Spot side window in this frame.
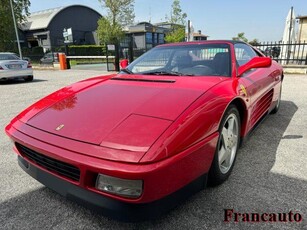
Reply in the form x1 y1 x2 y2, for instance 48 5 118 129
235 43 258 66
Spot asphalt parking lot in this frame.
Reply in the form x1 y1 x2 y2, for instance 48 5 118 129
0 70 306 230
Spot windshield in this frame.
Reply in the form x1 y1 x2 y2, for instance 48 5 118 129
126 43 231 77
0 53 20 60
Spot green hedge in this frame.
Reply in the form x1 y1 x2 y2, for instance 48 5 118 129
22 46 44 55
68 45 106 56
21 47 44 63
54 46 66 52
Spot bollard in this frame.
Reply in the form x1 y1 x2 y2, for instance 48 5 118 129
59 53 67 70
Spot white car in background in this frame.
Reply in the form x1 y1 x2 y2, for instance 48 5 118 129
0 52 33 82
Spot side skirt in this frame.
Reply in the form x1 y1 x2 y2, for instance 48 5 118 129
240 111 270 145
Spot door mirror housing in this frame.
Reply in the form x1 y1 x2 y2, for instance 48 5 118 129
237 57 272 77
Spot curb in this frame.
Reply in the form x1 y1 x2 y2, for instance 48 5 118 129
32 65 56 70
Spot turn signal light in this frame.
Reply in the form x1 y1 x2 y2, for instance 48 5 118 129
96 174 143 198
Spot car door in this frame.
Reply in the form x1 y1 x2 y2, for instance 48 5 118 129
235 43 276 129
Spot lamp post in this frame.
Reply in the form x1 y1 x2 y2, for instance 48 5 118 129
10 0 22 59
287 6 294 64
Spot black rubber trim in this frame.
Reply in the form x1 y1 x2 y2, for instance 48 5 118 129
111 77 176 83
16 143 80 182
18 155 207 222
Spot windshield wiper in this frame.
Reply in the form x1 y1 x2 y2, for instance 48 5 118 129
142 70 186 76
120 68 134 74
142 70 195 76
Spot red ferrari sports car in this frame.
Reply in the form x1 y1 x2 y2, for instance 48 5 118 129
5 40 283 221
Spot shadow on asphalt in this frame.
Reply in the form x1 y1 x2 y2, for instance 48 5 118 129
1 100 306 229
0 79 47 85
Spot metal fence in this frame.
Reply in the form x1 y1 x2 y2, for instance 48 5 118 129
254 41 307 65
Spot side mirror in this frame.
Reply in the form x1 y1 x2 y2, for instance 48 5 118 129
237 57 272 77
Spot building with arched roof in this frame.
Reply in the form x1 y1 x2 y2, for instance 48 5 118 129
19 5 102 52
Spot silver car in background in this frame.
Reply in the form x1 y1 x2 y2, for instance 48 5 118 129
0 52 33 82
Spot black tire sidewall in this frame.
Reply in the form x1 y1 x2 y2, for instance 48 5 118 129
208 104 241 186
24 76 33 82
271 83 282 114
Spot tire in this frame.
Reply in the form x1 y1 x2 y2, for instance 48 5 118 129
24 76 33 82
208 105 241 186
270 84 282 114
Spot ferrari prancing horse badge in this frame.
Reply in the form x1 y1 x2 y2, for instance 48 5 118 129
55 124 65 131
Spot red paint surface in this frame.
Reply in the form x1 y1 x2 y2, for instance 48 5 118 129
5 41 283 203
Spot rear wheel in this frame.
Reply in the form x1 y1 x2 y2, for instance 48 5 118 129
208 105 240 186
270 84 282 114
24 75 33 82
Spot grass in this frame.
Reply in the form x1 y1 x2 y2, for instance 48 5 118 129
68 58 115 66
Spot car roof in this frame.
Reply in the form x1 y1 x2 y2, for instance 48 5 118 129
156 40 247 48
0 52 16 54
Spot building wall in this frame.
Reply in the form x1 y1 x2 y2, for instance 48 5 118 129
48 6 101 47
298 18 307 42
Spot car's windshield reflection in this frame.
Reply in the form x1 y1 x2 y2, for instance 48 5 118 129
125 44 231 77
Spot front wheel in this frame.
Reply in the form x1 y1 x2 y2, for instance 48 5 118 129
208 105 241 186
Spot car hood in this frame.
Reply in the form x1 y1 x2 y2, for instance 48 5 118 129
26 75 224 157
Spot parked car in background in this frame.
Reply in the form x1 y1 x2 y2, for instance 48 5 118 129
40 52 60 64
264 46 281 58
0 52 33 82
5 41 283 221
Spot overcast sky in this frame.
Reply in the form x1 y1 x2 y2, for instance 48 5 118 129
29 0 307 42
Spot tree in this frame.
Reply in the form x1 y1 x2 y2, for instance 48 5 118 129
164 28 185 43
232 33 261 46
169 0 187 25
97 17 123 45
165 0 187 43
249 39 261 46
0 0 31 51
97 0 135 45
232 32 248 43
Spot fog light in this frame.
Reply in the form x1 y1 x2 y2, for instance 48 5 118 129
96 174 143 198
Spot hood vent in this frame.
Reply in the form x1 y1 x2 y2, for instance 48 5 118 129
111 77 176 83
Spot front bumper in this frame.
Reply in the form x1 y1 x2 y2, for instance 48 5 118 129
6 121 218 221
18 155 207 221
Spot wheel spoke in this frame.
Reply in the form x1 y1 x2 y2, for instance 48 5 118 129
218 145 228 165
221 127 228 146
228 117 235 134
225 150 232 167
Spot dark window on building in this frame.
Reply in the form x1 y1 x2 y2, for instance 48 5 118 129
120 35 131 48
146 32 153 44
158 34 165 44
153 33 158 44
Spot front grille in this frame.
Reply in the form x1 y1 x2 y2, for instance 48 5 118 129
16 143 80 182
